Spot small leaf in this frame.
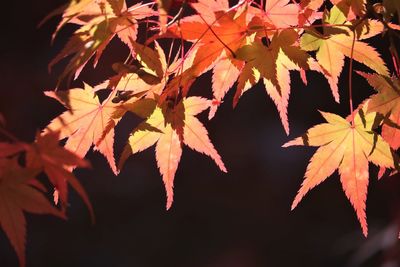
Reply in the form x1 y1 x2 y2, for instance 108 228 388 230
44 84 122 175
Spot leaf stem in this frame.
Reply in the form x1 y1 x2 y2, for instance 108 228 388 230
348 30 356 127
348 16 368 127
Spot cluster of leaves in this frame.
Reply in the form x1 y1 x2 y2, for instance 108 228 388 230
0 130 93 266
1 0 400 266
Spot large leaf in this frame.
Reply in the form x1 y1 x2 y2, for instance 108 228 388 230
283 110 398 236
119 97 226 209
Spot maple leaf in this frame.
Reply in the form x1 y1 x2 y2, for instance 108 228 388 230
300 5 389 102
189 0 243 118
0 158 65 267
119 97 226 209
49 1 155 82
153 2 249 106
25 132 94 220
248 0 299 29
283 109 398 236
235 29 311 134
359 72 400 150
44 83 122 175
163 8 248 80
152 6 249 104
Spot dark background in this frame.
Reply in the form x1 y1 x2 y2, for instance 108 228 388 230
1 1 400 267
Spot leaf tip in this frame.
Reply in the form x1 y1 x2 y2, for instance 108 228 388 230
282 142 290 148
355 70 368 78
291 199 300 211
282 139 298 147
284 124 290 136
166 198 173 210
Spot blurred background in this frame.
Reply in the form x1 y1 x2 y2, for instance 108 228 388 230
0 1 400 266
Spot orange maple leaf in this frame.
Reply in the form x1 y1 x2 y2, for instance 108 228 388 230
190 0 243 118
163 7 248 82
283 109 398 236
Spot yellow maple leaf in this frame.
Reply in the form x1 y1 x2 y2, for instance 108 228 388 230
119 97 226 209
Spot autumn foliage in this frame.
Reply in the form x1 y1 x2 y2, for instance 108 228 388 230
1 0 400 266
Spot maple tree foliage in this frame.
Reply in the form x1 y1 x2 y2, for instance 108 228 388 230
0 132 90 266
1 0 400 266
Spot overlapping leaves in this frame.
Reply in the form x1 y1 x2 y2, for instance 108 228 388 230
43 0 400 235
49 0 155 83
3 1 400 266
0 132 91 267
